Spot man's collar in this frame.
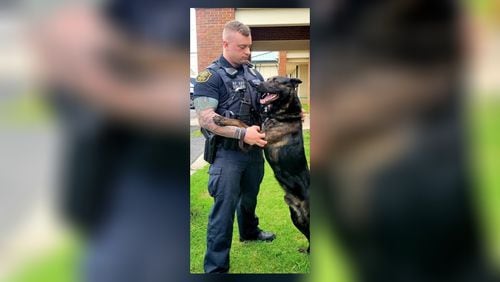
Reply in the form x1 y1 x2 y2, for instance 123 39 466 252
219 55 242 69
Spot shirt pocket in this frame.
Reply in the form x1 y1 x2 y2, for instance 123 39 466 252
207 166 222 197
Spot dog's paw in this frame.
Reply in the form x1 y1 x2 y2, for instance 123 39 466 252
213 116 225 126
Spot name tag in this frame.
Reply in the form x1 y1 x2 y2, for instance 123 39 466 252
232 80 246 91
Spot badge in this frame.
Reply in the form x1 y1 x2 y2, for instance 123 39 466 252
196 70 212 83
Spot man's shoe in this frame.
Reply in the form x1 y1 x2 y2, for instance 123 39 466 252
240 230 276 242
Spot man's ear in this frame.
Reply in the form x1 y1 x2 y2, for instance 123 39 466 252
290 78 302 87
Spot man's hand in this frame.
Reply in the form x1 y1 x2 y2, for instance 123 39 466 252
244 126 267 147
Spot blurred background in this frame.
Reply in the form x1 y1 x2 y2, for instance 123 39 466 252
0 0 498 281
311 1 500 281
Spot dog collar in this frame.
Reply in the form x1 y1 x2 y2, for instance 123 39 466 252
263 104 272 113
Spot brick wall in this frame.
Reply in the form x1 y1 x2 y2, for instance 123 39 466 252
196 8 235 72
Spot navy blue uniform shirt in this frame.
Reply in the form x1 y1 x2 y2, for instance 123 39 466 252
193 55 264 105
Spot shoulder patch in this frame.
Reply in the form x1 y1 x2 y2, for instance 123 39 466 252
196 70 212 83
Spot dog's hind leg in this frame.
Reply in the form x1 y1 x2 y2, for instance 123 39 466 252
285 193 310 253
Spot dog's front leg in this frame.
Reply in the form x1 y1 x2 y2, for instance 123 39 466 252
212 116 251 151
213 116 249 128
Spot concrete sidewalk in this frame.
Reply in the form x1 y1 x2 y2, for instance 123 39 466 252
0 127 66 280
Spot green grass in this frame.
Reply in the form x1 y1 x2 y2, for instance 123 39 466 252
313 224 356 282
468 97 500 268
301 103 310 113
0 92 54 129
190 130 311 273
466 0 500 22
191 129 203 138
3 235 82 282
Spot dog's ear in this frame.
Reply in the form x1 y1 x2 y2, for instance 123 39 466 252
290 78 302 87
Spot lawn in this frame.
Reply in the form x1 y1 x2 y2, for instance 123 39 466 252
3 235 82 282
0 92 53 129
468 97 500 267
302 102 310 113
190 130 311 273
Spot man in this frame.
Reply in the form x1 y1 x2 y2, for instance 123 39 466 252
193 20 275 273
37 2 188 281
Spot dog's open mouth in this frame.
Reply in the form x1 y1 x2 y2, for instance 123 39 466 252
260 93 279 105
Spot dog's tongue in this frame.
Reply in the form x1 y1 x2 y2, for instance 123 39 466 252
260 93 278 105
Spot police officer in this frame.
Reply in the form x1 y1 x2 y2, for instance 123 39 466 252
193 20 275 273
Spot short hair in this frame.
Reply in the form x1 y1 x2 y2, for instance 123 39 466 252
222 20 251 40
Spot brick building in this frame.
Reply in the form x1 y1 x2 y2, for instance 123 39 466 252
194 8 310 105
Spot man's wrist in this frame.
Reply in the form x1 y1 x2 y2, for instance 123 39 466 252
236 128 246 141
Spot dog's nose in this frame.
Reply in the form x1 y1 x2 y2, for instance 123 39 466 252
249 80 261 87
256 83 266 92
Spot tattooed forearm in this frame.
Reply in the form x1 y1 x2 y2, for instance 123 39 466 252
194 97 240 139
199 109 242 139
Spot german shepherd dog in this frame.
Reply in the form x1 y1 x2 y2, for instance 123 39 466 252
213 76 310 253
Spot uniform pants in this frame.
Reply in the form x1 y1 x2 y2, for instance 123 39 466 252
203 147 264 273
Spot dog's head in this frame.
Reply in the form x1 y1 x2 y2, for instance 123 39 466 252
257 76 302 106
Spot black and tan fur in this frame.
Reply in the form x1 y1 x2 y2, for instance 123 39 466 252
213 76 310 252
